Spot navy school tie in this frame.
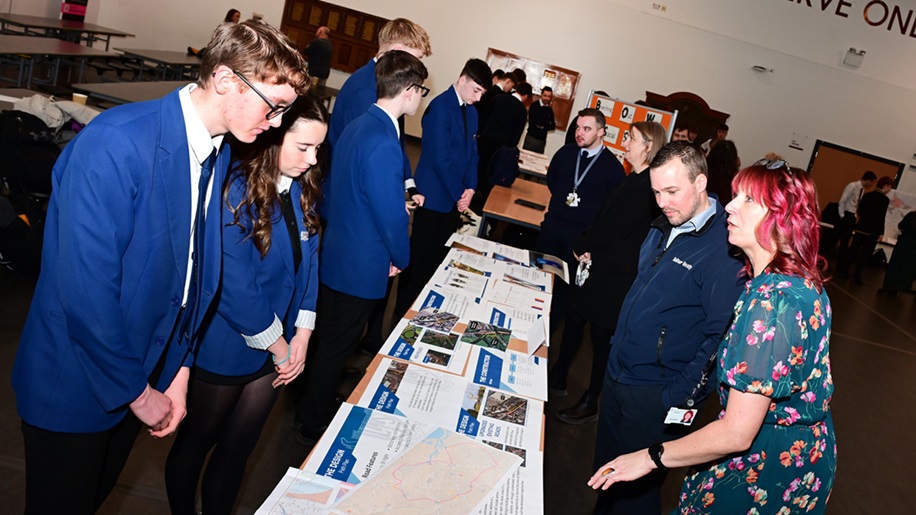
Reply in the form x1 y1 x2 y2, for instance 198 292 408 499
180 149 217 345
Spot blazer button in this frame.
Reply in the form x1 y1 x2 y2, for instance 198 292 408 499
170 297 179 307
155 337 165 346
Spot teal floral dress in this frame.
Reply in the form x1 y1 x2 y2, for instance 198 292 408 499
677 271 837 514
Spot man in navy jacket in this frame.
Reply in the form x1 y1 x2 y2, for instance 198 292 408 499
295 51 428 442
394 58 491 317
12 21 307 513
593 142 744 514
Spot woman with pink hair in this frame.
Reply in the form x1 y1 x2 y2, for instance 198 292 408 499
589 159 837 514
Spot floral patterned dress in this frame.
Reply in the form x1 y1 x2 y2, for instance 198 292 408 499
677 271 837 514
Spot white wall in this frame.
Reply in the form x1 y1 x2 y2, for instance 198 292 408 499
15 0 916 194
4 0 59 17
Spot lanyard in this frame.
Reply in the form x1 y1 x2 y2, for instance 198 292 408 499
574 148 601 193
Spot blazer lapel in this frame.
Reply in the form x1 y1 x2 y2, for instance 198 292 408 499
157 92 192 281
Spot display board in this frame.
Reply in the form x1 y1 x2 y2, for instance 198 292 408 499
586 91 677 173
486 48 580 132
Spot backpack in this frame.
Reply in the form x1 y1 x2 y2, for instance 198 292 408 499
0 110 60 197
489 145 520 187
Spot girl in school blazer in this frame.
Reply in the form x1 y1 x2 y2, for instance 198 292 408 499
164 94 328 515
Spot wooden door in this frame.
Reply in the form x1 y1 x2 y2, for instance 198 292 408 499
807 141 903 212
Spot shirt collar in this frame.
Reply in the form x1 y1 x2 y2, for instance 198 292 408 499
680 196 717 233
374 103 400 138
452 85 465 107
277 175 293 194
179 83 224 164
580 144 603 159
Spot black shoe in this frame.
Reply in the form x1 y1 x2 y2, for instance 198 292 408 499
556 394 599 424
296 425 328 446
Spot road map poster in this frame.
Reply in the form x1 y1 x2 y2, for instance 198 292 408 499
334 427 522 515
356 358 546 515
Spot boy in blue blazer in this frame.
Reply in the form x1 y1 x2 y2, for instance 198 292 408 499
295 50 428 442
394 58 491 317
11 21 309 514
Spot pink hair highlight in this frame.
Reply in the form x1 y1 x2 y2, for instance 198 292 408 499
731 165 827 290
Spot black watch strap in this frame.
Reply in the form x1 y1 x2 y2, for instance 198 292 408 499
648 442 667 470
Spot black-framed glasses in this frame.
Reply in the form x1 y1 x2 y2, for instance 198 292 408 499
754 158 793 176
411 83 430 97
233 70 291 120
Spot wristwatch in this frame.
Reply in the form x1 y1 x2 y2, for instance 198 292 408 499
648 442 667 470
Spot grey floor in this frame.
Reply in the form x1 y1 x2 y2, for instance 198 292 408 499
2 138 914 513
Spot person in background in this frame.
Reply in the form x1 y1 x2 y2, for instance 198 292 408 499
839 175 893 284
835 170 876 267
699 123 728 155
302 26 333 88
535 108 625 338
224 9 241 23
670 123 689 142
294 51 428 444
590 160 837 515
164 94 326 515
12 20 307 514
394 58 491 318
565 90 608 146
704 139 739 203
323 17 431 354
549 121 665 425
880 209 916 297
591 141 744 514
522 86 556 153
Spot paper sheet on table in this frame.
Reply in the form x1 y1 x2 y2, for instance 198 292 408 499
378 318 472 375
465 345 549 402
301 404 435 486
411 284 485 324
446 233 531 265
355 359 546 515
486 280 551 313
333 427 522 515
429 259 493 300
255 467 349 514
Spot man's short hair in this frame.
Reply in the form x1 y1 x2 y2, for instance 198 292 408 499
376 50 428 99
718 124 729 131
861 171 877 181
199 20 309 94
515 81 533 97
492 69 505 80
461 58 492 89
577 108 606 131
541 86 553 94
651 141 708 182
510 68 527 84
378 18 432 57
877 176 894 189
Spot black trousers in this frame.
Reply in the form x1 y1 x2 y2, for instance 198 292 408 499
295 283 377 431
836 211 856 265
551 307 614 399
843 232 880 280
394 206 460 319
593 377 688 514
21 415 143 514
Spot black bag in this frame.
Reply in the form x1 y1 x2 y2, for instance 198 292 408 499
0 110 60 197
489 145 520 187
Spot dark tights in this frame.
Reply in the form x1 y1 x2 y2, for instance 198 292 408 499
165 372 279 515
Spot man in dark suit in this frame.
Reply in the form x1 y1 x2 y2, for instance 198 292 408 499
523 86 556 153
840 175 893 284
295 51 428 443
536 108 625 335
476 81 533 202
11 21 307 514
394 58 491 318
476 72 515 128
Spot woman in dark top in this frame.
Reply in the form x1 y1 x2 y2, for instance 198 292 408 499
165 95 327 515
550 121 666 424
